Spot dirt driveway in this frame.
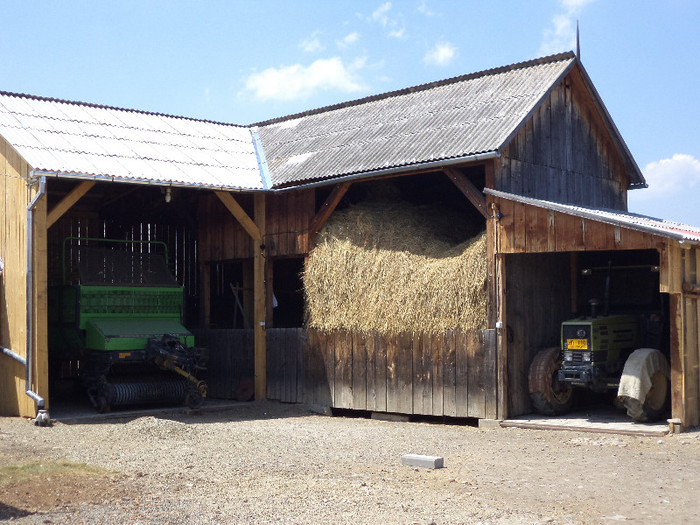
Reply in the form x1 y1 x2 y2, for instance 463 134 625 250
1 401 699 524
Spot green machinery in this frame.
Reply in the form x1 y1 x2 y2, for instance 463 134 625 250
528 264 670 422
50 238 207 412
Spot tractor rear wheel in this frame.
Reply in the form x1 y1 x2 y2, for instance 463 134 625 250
528 347 574 416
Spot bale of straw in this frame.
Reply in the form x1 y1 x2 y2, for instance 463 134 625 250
303 194 487 335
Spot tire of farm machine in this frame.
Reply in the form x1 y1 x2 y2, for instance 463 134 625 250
528 347 574 416
618 348 670 422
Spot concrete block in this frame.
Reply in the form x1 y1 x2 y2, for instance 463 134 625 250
401 454 444 469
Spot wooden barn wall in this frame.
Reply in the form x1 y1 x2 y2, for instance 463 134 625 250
265 190 314 257
493 199 660 254
302 329 497 418
496 71 628 210
0 138 48 417
199 327 498 419
505 253 572 417
193 329 254 399
663 244 700 428
198 190 314 262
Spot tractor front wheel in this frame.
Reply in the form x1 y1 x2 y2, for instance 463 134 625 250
528 347 574 416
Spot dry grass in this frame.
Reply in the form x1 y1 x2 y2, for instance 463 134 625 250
304 190 487 335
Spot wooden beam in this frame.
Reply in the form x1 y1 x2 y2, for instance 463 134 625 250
309 182 351 237
444 168 489 219
214 191 261 241
46 181 95 228
253 193 267 400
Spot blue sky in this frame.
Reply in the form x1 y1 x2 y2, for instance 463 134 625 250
1 0 698 225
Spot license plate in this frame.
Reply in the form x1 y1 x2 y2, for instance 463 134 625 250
567 339 588 350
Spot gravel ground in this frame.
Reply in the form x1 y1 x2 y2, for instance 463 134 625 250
1 400 700 524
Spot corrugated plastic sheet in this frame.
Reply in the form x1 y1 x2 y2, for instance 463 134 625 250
0 93 263 190
485 189 700 244
257 54 576 187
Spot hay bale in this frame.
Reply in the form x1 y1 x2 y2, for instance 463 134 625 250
304 193 487 335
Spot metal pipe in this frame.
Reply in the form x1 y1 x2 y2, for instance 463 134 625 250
25 174 47 415
2 345 27 366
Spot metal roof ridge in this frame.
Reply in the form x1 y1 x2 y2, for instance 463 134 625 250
251 51 577 128
0 89 247 129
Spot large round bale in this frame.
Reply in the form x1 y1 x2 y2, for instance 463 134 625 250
303 192 487 335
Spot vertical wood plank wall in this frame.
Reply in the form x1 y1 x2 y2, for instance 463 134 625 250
199 327 497 419
505 253 572 416
265 328 496 418
496 74 629 210
0 138 48 417
675 247 700 427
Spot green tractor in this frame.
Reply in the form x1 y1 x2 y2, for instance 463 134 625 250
528 263 670 422
50 238 208 412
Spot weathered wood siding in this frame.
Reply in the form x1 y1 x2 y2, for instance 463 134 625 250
199 327 498 419
193 329 254 399
496 70 629 210
199 190 314 262
505 253 572 416
493 198 661 254
662 244 700 428
304 329 497 418
0 137 48 417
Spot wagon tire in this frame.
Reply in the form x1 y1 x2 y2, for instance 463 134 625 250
528 347 574 416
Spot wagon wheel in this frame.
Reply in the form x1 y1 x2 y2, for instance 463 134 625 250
528 347 574 416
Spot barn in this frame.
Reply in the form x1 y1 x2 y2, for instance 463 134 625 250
1 52 698 429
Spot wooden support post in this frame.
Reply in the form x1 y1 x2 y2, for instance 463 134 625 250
46 181 95 228
444 167 489 219
254 193 267 400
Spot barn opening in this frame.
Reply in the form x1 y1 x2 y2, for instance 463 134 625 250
46 182 203 412
506 248 670 420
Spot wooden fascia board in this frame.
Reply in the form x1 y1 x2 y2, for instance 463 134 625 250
444 168 489 219
214 191 261 241
309 182 351 236
46 180 96 228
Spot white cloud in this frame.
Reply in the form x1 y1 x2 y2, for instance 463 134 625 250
300 34 324 53
388 27 405 39
337 32 359 48
628 154 700 225
372 2 392 26
423 42 457 66
243 57 366 101
636 154 700 200
368 2 405 39
417 0 434 17
540 0 595 55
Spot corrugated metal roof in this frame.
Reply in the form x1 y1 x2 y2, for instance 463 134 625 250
485 189 700 245
0 92 263 190
257 53 578 188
